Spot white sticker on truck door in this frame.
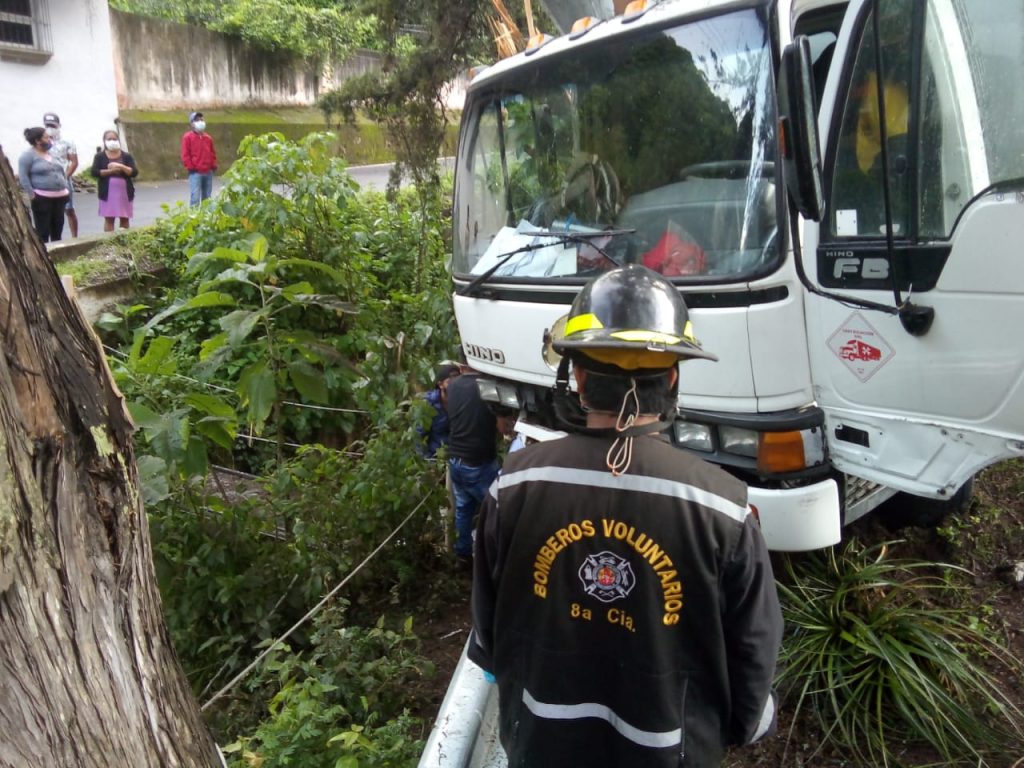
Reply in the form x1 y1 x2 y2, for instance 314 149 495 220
827 311 894 382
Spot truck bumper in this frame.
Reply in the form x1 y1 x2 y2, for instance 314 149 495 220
752 478 841 552
513 420 843 552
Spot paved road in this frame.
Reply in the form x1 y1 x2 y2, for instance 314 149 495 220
73 162 396 238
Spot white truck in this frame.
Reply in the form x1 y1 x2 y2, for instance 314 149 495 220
423 0 1024 762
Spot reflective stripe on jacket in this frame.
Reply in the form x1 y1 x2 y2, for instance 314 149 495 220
470 433 782 767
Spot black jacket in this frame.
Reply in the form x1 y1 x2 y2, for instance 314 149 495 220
470 433 782 767
90 151 139 201
446 373 498 464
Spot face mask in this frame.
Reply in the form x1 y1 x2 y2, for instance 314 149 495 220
105 139 121 151
193 120 206 132
40 141 52 151
46 128 60 140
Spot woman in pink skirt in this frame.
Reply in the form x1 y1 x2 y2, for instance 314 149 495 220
90 130 139 231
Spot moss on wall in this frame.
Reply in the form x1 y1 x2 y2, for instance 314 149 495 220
118 108 459 181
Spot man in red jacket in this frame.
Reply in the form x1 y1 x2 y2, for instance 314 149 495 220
181 111 217 206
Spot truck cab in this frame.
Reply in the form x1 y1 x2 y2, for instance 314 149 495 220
450 0 1024 552
427 0 1024 764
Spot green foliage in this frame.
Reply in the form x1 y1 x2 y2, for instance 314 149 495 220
267 413 450 590
319 0 490 195
109 0 221 25
318 0 488 332
114 127 456 702
221 607 431 767
150 235 358 454
215 0 377 59
777 539 1024 766
149 489 328 698
110 0 380 58
102 129 458 762
149 406 448 716
106 132 456 484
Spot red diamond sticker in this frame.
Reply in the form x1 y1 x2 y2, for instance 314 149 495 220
827 311 894 382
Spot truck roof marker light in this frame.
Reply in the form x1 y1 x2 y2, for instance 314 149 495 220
570 16 601 39
621 0 654 23
524 32 554 55
757 431 807 474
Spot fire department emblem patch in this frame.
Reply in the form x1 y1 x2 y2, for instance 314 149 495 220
579 551 635 603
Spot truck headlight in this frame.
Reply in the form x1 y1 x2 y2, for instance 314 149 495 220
720 426 759 458
475 378 521 409
476 378 499 403
674 422 713 452
496 382 521 409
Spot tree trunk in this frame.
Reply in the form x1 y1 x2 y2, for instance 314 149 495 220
0 149 220 766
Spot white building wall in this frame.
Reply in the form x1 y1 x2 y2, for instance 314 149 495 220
0 0 120 176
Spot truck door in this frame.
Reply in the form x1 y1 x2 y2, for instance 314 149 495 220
803 0 1024 498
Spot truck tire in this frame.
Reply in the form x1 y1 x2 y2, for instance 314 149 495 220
879 476 975 530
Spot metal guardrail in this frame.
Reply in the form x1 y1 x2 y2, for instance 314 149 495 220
418 638 507 768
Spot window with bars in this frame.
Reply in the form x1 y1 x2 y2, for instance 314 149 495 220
0 0 52 59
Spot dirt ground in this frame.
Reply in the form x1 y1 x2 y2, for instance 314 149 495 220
413 460 1024 767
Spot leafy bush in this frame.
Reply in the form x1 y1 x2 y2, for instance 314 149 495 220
267 414 450 592
777 539 1024 766
221 606 433 768
149 401 449 696
106 132 456 484
110 0 382 59
106 130 458 762
149 488 330 696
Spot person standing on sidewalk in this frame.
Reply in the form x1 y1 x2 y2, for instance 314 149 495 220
42 113 79 238
181 111 217 206
91 129 139 231
18 126 70 243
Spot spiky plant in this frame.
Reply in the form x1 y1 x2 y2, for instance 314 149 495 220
777 539 1024 767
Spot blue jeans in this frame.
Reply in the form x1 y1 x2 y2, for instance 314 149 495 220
188 171 213 206
448 457 500 558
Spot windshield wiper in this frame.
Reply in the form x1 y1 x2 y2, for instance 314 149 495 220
457 228 634 297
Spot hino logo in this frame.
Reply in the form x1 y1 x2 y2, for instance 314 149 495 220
463 343 506 365
830 255 890 280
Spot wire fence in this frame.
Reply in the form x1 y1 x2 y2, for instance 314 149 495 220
101 342 371 457
200 489 434 712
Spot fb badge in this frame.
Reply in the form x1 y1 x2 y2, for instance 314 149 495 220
579 551 635 603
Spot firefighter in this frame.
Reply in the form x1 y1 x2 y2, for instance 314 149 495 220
469 264 782 767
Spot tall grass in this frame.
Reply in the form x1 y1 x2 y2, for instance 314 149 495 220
777 539 1024 766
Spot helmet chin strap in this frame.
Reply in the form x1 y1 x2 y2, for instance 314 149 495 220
553 356 675 475
606 377 640 476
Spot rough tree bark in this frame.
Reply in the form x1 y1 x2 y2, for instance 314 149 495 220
0 148 220 766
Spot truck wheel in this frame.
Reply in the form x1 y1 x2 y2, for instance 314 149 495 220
879 477 974 530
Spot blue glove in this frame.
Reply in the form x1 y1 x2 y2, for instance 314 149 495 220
482 670 496 684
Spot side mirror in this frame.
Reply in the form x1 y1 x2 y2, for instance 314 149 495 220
778 36 824 222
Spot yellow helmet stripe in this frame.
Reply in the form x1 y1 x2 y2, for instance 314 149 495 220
566 319 699 346
610 330 682 345
564 312 604 337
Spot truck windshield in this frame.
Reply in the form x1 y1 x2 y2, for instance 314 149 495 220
453 7 778 282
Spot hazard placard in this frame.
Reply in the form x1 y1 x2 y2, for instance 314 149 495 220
827 311 894 382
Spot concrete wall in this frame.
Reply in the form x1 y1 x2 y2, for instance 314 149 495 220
0 0 120 175
109 9 383 110
121 118 393 181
